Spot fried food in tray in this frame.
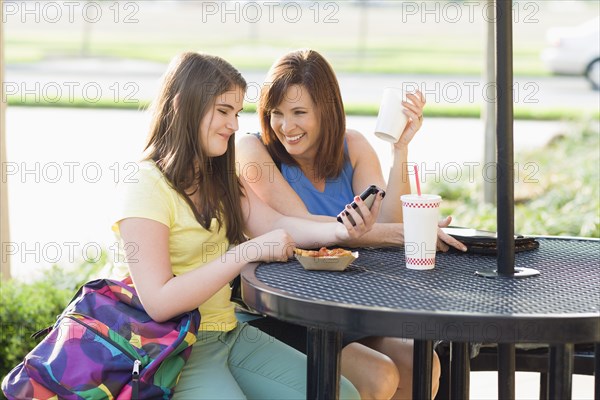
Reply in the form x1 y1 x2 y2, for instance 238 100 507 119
294 247 358 271
294 247 353 258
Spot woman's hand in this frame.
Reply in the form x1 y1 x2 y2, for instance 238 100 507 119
336 191 384 241
436 216 468 252
396 90 426 149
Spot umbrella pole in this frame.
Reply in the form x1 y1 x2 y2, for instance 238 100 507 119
495 0 515 276
480 3 542 396
476 0 539 279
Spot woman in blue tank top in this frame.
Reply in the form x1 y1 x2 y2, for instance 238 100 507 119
237 49 466 399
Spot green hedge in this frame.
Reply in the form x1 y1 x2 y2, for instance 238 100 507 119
0 279 72 379
1 256 110 382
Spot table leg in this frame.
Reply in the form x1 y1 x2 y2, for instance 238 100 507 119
595 343 599 400
548 343 574 400
498 343 515 400
436 343 451 400
413 340 433 399
450 342 470 399
306 327 342 400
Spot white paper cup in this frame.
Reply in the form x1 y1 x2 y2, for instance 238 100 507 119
375 88 408 143
401 194 441 270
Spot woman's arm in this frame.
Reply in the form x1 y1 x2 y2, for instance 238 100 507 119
235 133 465 250
349 91 426 223
240 174 381 247
235 138 403 246
345 130 398 222
236 134 331 222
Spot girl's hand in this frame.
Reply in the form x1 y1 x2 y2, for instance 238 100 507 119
249 229 295 263
396 90 426 149
436 216 468 252
336 191 384 241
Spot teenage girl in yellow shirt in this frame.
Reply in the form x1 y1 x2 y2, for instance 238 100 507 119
112 52 382 399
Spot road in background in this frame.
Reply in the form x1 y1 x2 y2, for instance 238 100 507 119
4 0 600 110
5 57 600 111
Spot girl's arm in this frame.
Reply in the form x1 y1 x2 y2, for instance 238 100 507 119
118 217 287 322
117 172 381 322
119 210 347 323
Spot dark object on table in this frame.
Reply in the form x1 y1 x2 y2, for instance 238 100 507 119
443 227 540 255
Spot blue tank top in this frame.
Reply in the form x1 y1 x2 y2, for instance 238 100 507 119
281 141 355 217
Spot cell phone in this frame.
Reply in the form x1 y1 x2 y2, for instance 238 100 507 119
337 185 386 225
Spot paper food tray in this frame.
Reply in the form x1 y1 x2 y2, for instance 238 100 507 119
295 252 359 271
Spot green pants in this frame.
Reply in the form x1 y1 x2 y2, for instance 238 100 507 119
173 323 360 399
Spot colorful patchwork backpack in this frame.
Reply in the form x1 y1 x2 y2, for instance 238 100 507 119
1 277 200 399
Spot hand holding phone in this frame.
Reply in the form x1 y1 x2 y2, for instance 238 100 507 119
337 185 385 225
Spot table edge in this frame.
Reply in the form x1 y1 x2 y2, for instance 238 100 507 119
241 263 600 344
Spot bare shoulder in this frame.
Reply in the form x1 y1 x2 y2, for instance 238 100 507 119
236 133 263 150
236 134 271 160
345 129 375 163
345 129 369 143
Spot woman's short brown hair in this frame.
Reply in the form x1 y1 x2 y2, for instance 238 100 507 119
258 49 346 179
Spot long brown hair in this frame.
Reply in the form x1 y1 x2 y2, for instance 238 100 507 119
258 49 346 179
143 52 246 245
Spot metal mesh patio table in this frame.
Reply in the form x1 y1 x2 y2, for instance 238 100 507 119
241 237 600 399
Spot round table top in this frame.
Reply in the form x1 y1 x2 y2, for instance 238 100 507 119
241 237 600 343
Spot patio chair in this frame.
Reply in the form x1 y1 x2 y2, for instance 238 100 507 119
434 341 598 400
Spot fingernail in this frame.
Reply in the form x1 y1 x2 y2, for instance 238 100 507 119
354 196 361 202
346 205 352 209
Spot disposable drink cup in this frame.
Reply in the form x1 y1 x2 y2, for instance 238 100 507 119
401 194 442 270
375 88 408 143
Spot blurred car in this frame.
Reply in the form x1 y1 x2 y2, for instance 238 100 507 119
541 17 600 90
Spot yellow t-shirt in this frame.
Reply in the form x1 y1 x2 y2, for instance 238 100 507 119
112 160 237 332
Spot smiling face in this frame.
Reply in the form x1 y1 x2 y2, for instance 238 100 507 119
199 86 244 157
269 84 321 161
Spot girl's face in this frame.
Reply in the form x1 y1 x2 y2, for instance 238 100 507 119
199 86 244 157
269 84 320 160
